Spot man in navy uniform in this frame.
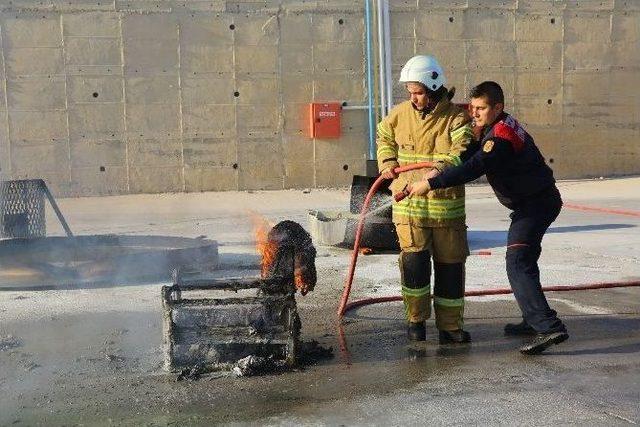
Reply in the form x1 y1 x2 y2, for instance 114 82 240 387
408 81 568 355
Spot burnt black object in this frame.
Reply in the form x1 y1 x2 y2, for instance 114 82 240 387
264 220 317 295
346 175 399 250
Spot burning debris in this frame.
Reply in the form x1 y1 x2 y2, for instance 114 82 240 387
163 220 320 377
259 220 317 295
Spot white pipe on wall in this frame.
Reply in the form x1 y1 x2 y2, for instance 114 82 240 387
382 0 393 114
342 104 384 110
364 0 376 161
376 0 387 118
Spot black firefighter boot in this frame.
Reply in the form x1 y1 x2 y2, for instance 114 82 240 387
438 329 471 344
407 321 426 341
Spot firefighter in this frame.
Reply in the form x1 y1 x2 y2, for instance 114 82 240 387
408 81 569 355
377 55 474 343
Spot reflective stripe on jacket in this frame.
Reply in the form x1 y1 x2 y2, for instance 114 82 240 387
376 97 473 227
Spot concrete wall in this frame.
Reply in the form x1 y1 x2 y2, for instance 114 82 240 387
0 0 637 196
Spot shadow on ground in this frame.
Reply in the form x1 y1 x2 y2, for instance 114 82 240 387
335 308 640 364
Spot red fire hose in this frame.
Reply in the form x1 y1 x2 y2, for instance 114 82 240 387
341 281 640 315
337 162 434 316
337 164 640 318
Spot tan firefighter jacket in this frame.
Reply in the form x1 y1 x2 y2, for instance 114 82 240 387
376 97 474 227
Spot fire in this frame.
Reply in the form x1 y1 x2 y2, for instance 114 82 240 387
250 213 275 277
250 213 315 295
294 272 308 295
296 270 312 295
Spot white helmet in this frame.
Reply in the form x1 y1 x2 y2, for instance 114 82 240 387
399 55 446 91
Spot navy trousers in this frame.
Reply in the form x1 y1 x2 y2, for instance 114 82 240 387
506 186 566 333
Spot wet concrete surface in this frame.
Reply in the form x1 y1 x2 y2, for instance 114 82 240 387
1 178 639 425
2 294 638 426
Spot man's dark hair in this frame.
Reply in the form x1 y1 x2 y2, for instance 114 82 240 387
469 81 504 106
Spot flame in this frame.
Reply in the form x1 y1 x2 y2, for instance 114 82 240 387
294 270 310 296
250 212 275 277
250 212 311 294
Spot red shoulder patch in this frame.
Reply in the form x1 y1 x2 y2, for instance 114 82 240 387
494 120 525 152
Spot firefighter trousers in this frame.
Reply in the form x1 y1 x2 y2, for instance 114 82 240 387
506 186 566 334
396 223 469 331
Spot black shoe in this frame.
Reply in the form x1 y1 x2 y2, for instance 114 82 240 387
519 331 569 355
504 320 537 336
438 329 471 344
407 322 426 341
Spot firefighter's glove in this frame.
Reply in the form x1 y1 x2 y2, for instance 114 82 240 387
380 161 399 180
432 160 447 173
423 167 441 181
408 180 431 198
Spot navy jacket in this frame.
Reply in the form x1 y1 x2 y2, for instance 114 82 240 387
428 112 556 210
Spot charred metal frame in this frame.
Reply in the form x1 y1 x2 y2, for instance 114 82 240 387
162 245 301 373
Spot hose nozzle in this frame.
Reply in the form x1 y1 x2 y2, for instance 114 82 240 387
393 184 409 202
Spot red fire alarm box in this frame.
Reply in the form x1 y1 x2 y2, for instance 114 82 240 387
308 102 341 138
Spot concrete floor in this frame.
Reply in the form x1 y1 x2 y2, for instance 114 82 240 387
1 177 639 426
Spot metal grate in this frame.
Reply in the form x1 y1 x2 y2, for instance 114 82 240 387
162 261 300 373
0 179 46 238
